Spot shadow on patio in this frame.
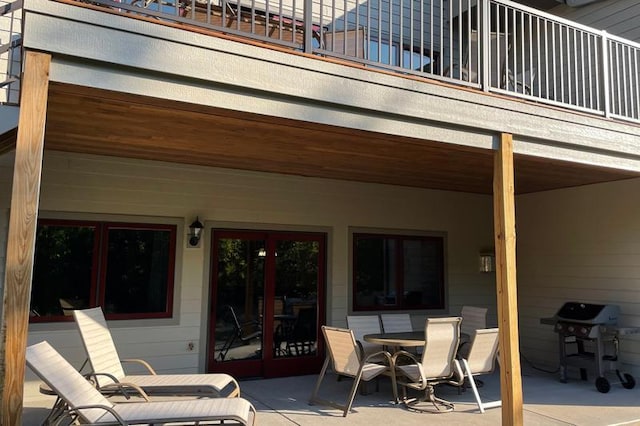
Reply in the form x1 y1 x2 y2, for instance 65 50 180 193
239 365 640 426
23 364 640 425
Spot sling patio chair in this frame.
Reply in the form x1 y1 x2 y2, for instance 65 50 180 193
380 313 420 354
392 316 462 413
309 326 396 417
218 305 262 361
457 305 488 359
346 314 384 360
26 341 256 426
73 307 241 398
379 313 413 333
452 328 502 413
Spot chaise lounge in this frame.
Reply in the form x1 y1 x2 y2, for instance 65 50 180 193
73 307 241 398
26 341 256 425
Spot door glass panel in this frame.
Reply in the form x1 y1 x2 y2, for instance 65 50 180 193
273 239 319 358
214 238 265 362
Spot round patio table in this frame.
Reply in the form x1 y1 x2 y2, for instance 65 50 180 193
363 331 426 347
363 331 470 348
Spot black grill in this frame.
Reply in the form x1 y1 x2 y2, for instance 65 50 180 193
541 302 638 393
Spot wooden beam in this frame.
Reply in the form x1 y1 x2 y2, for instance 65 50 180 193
493 133 523 426
1 51 50 426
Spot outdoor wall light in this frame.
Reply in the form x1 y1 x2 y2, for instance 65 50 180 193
479 252 495 273
188 217 204 247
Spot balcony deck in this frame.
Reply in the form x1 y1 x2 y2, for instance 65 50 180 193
3 0 639 124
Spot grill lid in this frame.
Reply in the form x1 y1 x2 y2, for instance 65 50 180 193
555 302 619 324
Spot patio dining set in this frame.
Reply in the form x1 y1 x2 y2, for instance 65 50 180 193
25 305 500 424
309 308 502 416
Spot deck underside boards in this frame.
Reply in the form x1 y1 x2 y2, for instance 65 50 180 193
24 82 637 195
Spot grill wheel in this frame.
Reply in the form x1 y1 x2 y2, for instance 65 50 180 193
622 373 636 389
595 377 610 393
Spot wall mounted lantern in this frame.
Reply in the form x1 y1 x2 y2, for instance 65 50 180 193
188 217 204 247
479 252 495 273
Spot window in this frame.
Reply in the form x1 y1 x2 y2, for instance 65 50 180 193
353 233 444 311
30 219 176 322
367 38 438 73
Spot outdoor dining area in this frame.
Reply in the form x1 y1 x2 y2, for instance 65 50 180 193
310 307 500 416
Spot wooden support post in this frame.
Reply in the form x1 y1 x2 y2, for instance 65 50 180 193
493 133 523 426
1 51 50 426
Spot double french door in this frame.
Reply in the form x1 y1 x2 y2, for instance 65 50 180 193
208 230 326 378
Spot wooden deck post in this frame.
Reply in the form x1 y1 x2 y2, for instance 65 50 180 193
1 51 50 426
493 133 523 426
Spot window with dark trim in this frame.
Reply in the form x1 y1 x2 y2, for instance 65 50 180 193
353 233 444 311
29 219 176 322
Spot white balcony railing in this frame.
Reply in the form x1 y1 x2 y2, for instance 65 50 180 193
0 0 22 106
1 0 639 124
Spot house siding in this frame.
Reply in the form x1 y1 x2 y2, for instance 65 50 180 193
0 150 497 381
551 0 640 42
517 177 640 377
0 208 7 322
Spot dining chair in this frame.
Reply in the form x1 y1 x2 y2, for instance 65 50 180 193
309 326 395 417
285 307 317 356
380 313 413 333
380 313 419 354
452 328 501 413
392 316 462 413
218 305 263 361
346 315 384 359
458 306 488 359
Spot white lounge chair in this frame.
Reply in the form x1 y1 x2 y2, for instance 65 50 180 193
73 307 240 398
26 341 256 425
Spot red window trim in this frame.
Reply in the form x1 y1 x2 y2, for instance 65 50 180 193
30 219 177 323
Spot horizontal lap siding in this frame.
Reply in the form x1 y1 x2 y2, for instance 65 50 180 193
517 177 640 376
0 150 496 380
552 0 640 42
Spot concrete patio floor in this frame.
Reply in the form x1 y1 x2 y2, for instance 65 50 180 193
23 364 640 425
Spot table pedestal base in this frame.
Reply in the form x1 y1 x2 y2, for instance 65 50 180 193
401 391 454 414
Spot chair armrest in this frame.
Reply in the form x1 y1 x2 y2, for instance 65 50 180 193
84 372 151 401
391 350 420 366
364 350 392 365
391 350 425 382
99 382 151 401
68 404 128 425
449 359 465 387
121 358 157 374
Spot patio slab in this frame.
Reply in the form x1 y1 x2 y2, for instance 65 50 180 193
238 367 640 426
22 365 640 425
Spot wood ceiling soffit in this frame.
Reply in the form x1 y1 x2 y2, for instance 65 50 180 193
44 83 640 195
